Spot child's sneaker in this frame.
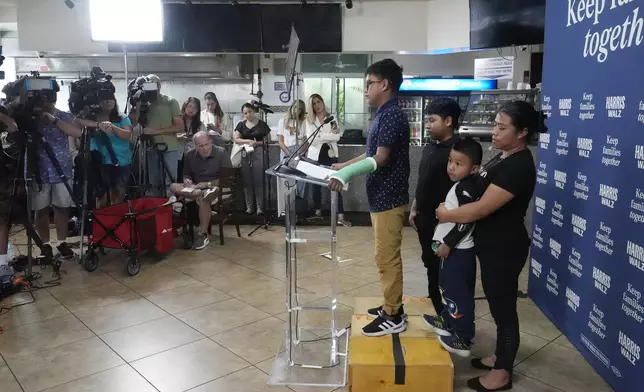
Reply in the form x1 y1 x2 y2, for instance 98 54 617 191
439 334 472 357
422 314 452 336
361 312 407 337
367 305 408 320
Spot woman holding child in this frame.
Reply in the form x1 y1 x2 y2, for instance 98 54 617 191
436 101 545 392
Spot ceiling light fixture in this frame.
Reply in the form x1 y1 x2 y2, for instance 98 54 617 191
64 0 75 9
345 0 353 9
231 0 239 5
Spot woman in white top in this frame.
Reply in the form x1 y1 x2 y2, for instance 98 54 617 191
201 92 232 146
276 100 307 216
306 94 350 226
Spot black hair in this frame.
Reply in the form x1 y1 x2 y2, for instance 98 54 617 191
425 98 462 130
452 137 483 166
241 102 258 113
498 100 548 141
182 97 202 133
204 92 224 118
365 58 404 93
99 96 123 123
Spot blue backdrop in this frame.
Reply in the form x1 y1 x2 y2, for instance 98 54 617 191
529 1 644 390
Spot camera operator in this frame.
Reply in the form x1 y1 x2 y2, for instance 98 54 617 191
128 74 182 197
4 98 82 261
74 93 132 208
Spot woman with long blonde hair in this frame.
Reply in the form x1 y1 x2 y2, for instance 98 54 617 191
276 99 307 216
305 94 350 226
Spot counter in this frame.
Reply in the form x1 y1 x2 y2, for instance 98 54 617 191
263 142 538 227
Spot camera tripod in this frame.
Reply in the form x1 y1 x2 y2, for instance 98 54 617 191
8 116 85 278
130 133 176 197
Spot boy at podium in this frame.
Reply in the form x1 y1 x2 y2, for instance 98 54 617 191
329 59 410 337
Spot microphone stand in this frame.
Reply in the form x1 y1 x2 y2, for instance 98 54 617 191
276 116 334 176
248 65 276 237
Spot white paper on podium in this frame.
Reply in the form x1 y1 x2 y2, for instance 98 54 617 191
296 161 349 191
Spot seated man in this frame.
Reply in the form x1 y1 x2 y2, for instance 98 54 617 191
170 131 229 250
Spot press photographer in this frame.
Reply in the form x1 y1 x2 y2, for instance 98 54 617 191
70 68 132 208
128 74 182 197
1 73 82 263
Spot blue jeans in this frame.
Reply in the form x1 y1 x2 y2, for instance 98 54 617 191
146 149 179 197
277 147 306 215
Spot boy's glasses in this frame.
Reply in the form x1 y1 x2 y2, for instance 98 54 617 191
365 79 384 90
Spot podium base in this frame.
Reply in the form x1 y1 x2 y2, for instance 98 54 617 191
267 327 349 388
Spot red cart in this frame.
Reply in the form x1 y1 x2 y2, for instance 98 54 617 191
82 197 174 276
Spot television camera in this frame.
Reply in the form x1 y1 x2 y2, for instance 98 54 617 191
68 66 116 117
1 71 59 116
67 67 119 166
127 75 160 128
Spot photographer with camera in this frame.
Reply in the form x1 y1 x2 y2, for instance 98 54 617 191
128 74 182 197
74 93 132 208
4 97 82 261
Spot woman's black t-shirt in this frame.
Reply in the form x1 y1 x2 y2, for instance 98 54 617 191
474 148 537 245
235 120 271 141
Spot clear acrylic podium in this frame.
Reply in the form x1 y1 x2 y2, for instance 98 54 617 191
265 162 349 389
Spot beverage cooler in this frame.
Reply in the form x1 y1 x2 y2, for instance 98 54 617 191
398 78 498 145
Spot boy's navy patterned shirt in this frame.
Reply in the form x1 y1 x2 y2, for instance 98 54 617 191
365 97 410 212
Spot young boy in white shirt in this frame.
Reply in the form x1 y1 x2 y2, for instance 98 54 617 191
423 138 483 357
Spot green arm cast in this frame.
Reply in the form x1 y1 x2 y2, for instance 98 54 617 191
329 157 377 185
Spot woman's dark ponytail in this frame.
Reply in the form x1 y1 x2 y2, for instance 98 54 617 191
498 100 548 141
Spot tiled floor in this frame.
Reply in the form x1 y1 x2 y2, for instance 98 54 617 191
0 226 614 392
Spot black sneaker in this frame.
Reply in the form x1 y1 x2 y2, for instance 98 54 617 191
367 305 409 320
41 244 55 260
439 334 472 358
192 234 210 250
361 313 407 337
422 314 452 337
57 242 75 260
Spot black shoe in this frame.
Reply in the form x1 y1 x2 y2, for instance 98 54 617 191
439 334 472 358
471 358 494 371
361 313 407 337
467 377 512 392
57 242 75 260
422 314 452 337
41 244 54 260
367 305 408 320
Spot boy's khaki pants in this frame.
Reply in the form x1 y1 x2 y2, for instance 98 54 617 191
370 205 406 316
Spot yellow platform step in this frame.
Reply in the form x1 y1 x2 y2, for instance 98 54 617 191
349 298 453 392
354 297 437 317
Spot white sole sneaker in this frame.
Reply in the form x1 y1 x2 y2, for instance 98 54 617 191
439 336 471 358
361 319 407 337
194 236 210 250
422 315 452 337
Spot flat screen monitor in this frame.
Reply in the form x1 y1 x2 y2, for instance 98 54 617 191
469 0 545 50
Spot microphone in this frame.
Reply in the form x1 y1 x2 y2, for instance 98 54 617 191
250 100 274 114
279 115 335 174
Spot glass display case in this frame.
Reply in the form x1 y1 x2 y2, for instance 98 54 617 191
398 96 423 146
459 89 540 138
